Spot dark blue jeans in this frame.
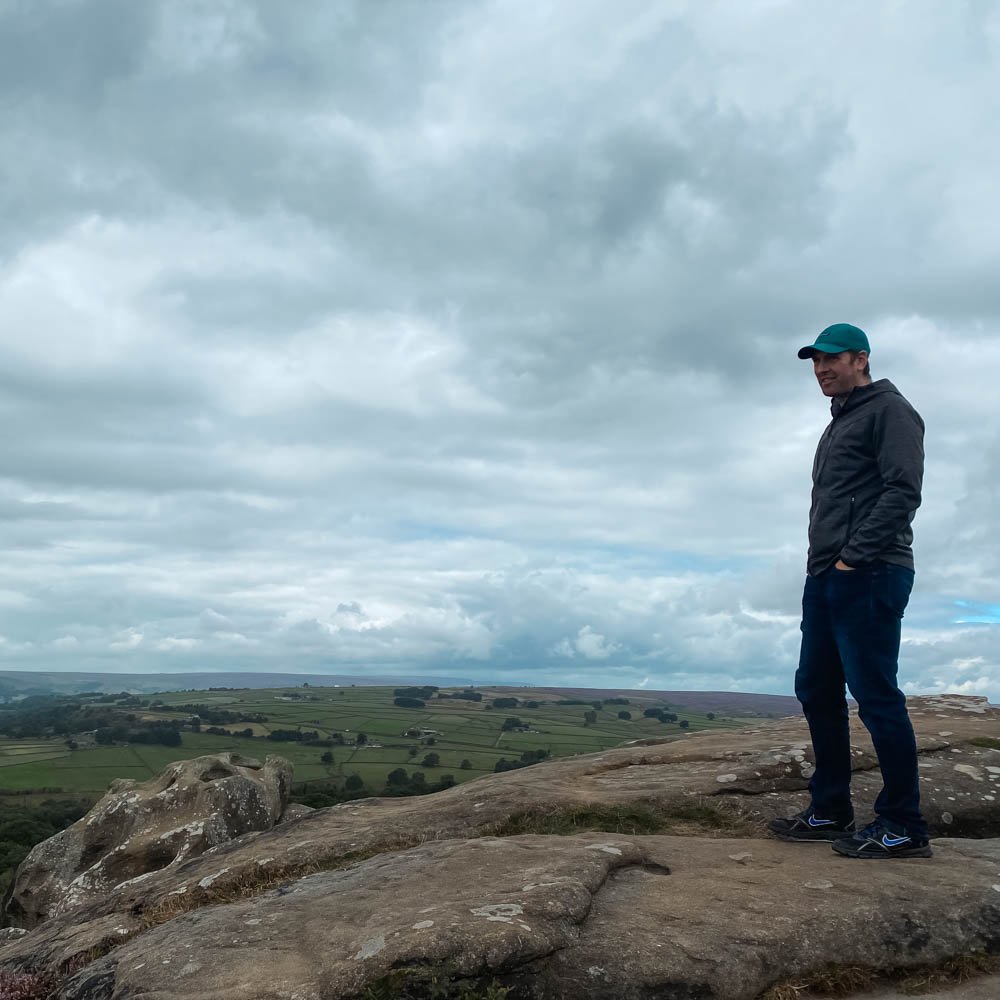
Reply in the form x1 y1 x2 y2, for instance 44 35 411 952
795 561 927 838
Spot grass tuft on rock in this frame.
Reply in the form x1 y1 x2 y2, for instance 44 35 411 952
360 968 511 999
479 799 755 838
969 736 1000 751
136 841 424 931
760 952 1000 998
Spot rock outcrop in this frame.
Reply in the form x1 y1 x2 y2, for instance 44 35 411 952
1 695 998 1000
52 834 1000 1000
5 752 292 929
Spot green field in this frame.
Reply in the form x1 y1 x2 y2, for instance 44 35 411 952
0 685 748 798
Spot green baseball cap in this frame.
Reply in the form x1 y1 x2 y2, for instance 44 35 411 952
797 323 871 359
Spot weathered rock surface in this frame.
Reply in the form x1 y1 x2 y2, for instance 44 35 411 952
0 695 997 999
45 834 1000 1000
5 752 292 929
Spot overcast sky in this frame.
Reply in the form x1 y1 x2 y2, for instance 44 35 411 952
1 1 998 698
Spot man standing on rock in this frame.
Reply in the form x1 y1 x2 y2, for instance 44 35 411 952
769 323 931 858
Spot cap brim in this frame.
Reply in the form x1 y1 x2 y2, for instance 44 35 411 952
797 342 852 359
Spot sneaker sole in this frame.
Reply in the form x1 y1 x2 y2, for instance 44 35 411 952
831 842 933 859
769 829 849 843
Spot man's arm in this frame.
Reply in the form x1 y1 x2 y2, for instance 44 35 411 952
839 400 924 567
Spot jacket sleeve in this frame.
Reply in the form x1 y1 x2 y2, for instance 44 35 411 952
840 399 924 566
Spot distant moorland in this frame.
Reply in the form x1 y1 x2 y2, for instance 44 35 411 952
0 676 797 894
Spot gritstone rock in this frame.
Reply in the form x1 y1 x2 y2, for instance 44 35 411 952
1 695 998 1000
4 752 292 929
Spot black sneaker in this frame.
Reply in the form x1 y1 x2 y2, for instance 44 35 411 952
768 809 856 842
831 820 932 859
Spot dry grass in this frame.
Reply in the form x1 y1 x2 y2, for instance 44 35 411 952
894 954 1000 994
5 840 429 998
760 952 1000 998
135 859 322 930
360 968 511 999
479 798 757 839
139 801 755 933
136 839 424 931
58 944 119 976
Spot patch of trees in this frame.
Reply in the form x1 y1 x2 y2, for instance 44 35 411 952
494 749 551 772
0 696 119 739
291 777 368 809
171 705 269 725
394 686 438 701
0 797 90 895
204 726 255 738
606 697 630 705
266 729 320 743
291 762 463 810
95 721 181 747
386 767 412 788
91 693 147 707
404 729 439 743
382 769 456 797
393 697 425 709
436 690 482 702
618 711 632 720
643 708 678 723
491 698 520 709
501 717 527 732
285 732 348 746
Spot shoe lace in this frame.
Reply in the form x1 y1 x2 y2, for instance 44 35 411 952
856 820 884 840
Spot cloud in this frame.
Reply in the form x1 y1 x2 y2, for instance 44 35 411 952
0 1 997 700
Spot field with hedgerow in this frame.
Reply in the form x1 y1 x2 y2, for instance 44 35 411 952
0 682 750 892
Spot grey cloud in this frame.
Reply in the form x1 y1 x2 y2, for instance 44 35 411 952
0 0 152 100
0 2 996 698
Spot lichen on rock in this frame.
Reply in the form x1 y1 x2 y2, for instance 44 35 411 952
4 752 292 930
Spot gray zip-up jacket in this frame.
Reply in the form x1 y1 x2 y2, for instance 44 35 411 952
807 379 924 576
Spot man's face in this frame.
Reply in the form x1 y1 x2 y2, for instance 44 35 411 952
810 350 868 397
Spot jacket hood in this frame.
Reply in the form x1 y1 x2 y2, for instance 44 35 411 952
832 379 900 417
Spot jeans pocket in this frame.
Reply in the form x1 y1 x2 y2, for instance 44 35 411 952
876 566 914 619
828 564 875 621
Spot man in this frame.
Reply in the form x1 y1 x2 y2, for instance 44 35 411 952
769 323 930 859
